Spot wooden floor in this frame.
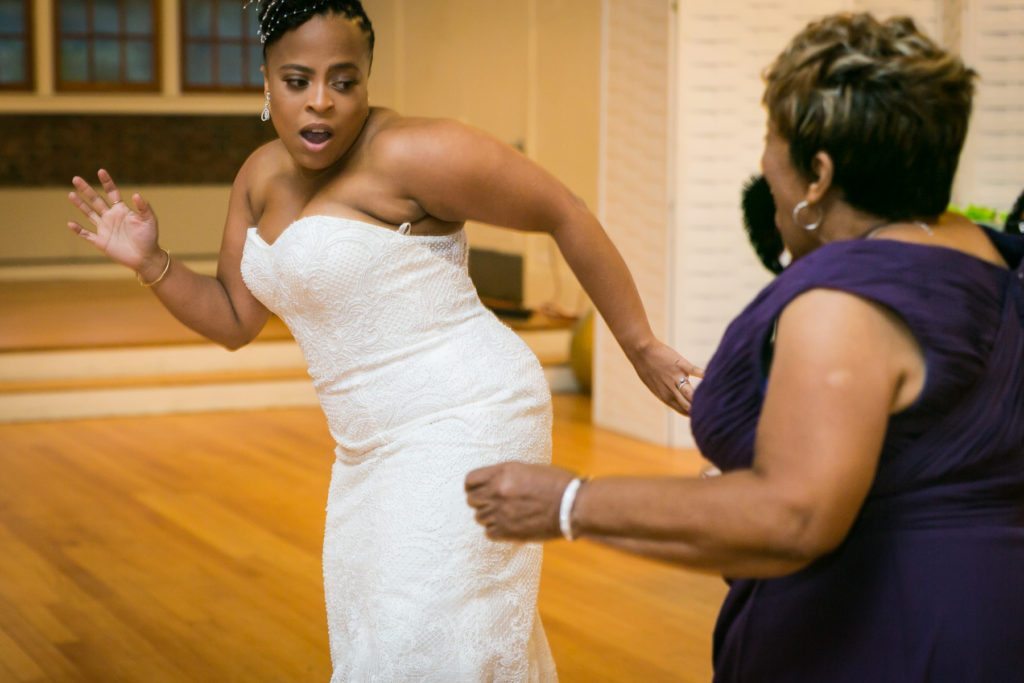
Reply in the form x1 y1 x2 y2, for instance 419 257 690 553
0 395 725 682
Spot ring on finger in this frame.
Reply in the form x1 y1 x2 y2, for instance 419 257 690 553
677 376 690 390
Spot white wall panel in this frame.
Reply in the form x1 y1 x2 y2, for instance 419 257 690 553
593 0 675 443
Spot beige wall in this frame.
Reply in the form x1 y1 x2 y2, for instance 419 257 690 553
0 187 233 263
527 0 601 312
376 0 600 312
0 0 599 312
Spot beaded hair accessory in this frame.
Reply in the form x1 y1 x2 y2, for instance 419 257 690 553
243 0 331 44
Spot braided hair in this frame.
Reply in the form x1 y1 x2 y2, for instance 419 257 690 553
247 0 374 59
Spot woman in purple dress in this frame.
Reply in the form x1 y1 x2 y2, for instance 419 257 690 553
466 12 1024 681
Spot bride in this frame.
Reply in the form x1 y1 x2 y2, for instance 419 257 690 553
66 1 697 679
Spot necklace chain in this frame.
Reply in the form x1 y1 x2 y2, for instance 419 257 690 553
863 221 934 240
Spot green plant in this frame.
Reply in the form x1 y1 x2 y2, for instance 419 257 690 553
948 203 1009 226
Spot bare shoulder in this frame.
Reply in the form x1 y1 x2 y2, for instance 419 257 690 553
356 109 574 228
367 113 499 170
937 213 1008 267
238 138 289 190
780 288 902 341
777 288 922 400
235 139 291 220
776 287 921 374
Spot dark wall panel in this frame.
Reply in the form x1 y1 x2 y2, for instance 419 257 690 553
0 115 277 186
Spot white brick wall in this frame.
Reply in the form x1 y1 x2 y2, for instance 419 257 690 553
956 0 1024 211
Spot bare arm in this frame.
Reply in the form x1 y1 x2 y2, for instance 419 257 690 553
380 119 699 411
467 288 921 577
68 159 270 350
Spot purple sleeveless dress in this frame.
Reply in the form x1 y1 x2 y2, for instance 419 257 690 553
690 228 1024 682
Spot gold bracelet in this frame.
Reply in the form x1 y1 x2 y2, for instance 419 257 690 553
137 249 171 287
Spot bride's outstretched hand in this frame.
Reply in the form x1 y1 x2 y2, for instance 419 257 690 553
67 169 161 272
630 340 703 416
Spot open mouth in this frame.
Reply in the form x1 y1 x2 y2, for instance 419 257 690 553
300 125 334 145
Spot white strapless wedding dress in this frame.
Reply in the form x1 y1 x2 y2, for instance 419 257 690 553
240 215 557 682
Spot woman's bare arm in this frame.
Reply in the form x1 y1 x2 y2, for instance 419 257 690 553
68 153 272 350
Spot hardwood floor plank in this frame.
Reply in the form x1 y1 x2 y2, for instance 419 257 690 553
0 626 47 682
0 396 724 681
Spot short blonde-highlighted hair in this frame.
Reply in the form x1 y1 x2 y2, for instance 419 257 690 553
764 13 976 221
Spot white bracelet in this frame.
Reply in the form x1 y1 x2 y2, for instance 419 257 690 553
559 477 585 541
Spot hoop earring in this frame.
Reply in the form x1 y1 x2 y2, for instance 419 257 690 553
261 92 271 122
792 200 822 232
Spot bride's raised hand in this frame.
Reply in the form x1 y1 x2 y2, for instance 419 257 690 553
67 169 161 272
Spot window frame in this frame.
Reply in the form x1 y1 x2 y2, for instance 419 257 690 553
0 0 35 91
53 0 162 93
179 0 263 93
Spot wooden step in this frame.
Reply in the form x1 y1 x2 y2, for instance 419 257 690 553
0 340 309 422
0 276 579 423
0 334 577 423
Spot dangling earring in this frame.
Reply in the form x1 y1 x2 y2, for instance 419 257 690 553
261 92 271 122
792 200 822 232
